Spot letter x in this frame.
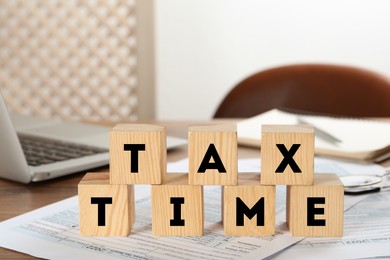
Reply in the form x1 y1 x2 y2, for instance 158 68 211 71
275 144 302 173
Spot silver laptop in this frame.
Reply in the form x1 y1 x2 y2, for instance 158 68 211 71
0 94 187 183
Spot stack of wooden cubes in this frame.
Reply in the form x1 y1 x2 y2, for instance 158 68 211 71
78 124 344 237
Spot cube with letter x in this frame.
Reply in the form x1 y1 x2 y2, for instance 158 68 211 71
260 125 314 185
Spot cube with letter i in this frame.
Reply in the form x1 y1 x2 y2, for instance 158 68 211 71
287 173 344 237
261 125 314 185
223 173 275 236
110 124 166 184
188 124 238 185
78 172 135 236
151 174 203 236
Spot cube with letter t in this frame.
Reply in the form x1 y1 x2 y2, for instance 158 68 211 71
261 125 314 185
78 172 134 236
287 173 344 237
188 124 237 185
110 124 166 184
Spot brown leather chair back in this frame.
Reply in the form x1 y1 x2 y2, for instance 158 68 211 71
214 64 390 118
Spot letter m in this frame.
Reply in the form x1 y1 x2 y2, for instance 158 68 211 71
236 197 264 226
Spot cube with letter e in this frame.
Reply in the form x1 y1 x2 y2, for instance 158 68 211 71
261 125 314 185
287 173 344 237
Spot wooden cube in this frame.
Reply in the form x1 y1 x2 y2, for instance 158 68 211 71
188 124 237 185
78 172 134 236
223 173 275 236
110 124 166 184
261 125 314 185
151 174 203 236
287 173 344 237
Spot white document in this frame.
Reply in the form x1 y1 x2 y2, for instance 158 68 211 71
273 190 390 259
0 159 376 259
237 109 390 160
0 185 364 260
0 184 301 260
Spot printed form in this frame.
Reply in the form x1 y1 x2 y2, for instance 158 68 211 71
273 190 390 259
0 185 302 259
0 158 383 259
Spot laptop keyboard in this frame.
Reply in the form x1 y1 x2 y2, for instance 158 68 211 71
18 134 108 166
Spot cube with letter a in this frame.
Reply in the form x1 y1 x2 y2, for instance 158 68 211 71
223 173 275 236
287 173 344 237
261 125 314 185
188 124 237 185
78 172 135 236
151 174 203 236
110 124 166 184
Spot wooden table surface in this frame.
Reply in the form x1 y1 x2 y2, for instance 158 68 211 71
0 120 388 258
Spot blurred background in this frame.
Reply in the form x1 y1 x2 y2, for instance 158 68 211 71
1 0 390 121
155 0 390 119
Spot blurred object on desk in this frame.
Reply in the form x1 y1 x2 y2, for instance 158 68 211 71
237 109 390 162
214 64 390 119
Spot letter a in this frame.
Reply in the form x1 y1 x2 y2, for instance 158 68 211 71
197 144 227 173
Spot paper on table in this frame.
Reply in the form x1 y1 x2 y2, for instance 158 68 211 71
271 190 390 259
0 187 363 260
0 156 299 260
0 158 374 259
0 185 301 260
237 109 390 161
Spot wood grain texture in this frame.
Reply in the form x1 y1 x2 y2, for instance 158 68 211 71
188 124 237 185
151 174 203 236
287 173 344 237
78 172 134 236
223 173 275 236
261 125 314 185
110 124 166 184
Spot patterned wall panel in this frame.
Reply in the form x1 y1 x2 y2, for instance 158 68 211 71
0 0 138 122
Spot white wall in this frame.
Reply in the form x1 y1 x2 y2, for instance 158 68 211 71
154 0 390 120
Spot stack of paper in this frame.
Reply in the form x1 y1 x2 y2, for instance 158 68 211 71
237 109 390 161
